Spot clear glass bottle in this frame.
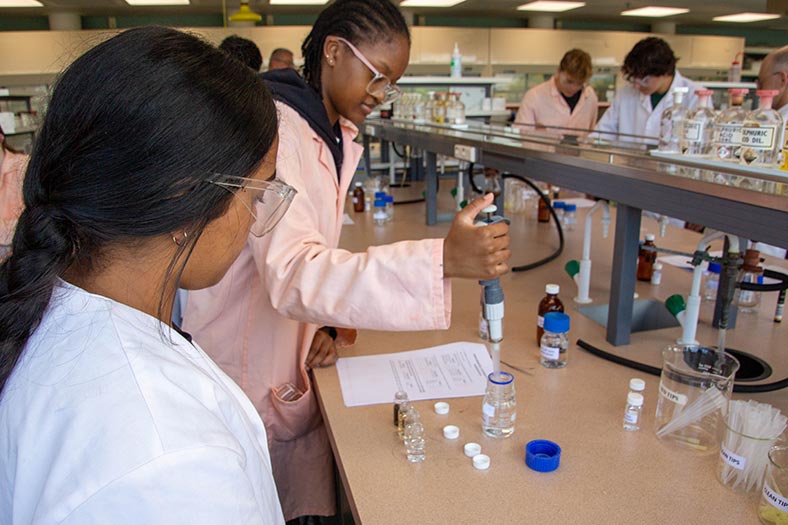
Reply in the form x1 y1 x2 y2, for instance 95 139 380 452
741 89 785 167
537 284 564 345
384 195 394 222
637 234 657 282
393 390 409 428
563 203 577 231
446 92 459 125
403 414 426 462
481 371 516 438
623 392 644 431
712 88 749 162
425 91 436 123
659 87 689 153
651 262 663 285
703 261 722 301
682 89 716 157
397 399 414 439
373 198 387 226
454 92 466 125
433 92 447 125
412 93 425 123
552 201 565 221
736 248 764 314
540 312 570 369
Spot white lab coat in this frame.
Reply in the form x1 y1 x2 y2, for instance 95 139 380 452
595 70 701 143
0 281 284 524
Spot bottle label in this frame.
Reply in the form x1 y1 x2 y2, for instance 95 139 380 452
482 402 496 417
373 211 387 220
713 124 742 146
659 382 688 406
353 197 359 204
741 126 777 150
537 315 544 328
683 120 704 142
624 411 639 424
540 345 560 360
763 483 788 512
720 444 746 470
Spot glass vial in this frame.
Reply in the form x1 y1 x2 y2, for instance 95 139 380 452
397 399 414 439
540 312 570 369
403 413 426 462
637 234 657 282
563 203 577 231
373 198 387 226
352 181 365 212
651 262 663 285
703 262 722 301
537 189 551 223
623 392 644 431
481 371 516 438
384 195 394 222
736 249 764 314
393 390 409 427
537 284 564 345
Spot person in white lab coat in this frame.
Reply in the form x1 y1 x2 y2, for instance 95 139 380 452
0 27 294 524
595 37 700 144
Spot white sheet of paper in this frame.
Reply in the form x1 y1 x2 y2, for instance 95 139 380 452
336 341 493 407
342 213 355 225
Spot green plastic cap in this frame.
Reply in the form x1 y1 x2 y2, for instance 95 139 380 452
665 294 687 317
565 259 580 278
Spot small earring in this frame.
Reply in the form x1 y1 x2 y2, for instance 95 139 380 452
172 231 188 247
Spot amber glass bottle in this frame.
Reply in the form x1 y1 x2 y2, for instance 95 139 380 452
537 284 564 345
537 190 551 223
637 234 657 281
352 182 365 213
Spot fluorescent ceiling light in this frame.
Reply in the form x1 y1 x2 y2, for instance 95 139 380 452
400 0 465 6
713 12 781 23
269 0 328 4
621 6 689 17
125 0 190 5
517 1 585 12
0 0 43 7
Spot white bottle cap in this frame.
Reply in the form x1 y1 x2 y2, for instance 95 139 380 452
629 378 646 392
443 425 460 439
434 402 450 415
545 284 560 295
653 262 663 270
627 392 644 407
464 442 482 457
645 233 655 241
472 453 491 470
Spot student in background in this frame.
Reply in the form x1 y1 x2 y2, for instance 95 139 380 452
220 34 263 72
0 27 291 523
595 37 700 143
515 48 598 132
184 0 511 522
0 125 28 260
268 47 295 70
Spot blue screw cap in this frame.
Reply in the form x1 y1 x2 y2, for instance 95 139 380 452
708 262 722 274
552 201 566 209
564 203 577 212
525 439 561 472
543 312 570 334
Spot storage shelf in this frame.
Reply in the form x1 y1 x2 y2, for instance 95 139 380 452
398 76 509 85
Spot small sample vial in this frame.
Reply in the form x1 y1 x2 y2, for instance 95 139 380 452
540 312 570 369
537 284 564 346
393 390 409 427
623 392 644 431
563 203 577 231
397 401 416 439
637 234 657 282
481 371 516 438
373 199 387 226
651 262 663 285
352 181 365 212
703 262 722 301
552 201 565 221
537 189 551 223
403 419 426 462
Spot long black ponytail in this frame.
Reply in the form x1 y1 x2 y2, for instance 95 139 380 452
0 26 278 394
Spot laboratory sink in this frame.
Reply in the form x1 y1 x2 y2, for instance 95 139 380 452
577 299 680 333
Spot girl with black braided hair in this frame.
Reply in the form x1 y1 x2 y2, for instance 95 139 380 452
0 26 294 523
185 1 511 521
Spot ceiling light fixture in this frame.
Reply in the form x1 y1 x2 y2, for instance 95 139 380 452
125 0 190 5
713 12 781 23
400 0 466 6
516 1 585 12
621 6 689 18
0 0 43 7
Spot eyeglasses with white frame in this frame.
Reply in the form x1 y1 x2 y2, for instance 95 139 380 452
333 36 402 105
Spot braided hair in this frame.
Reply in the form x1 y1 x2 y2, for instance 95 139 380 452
302 0 410 92
0 26 278 394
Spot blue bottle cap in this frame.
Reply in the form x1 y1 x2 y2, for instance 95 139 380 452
385 195 394 203
543 312 570 333
552 201 565 209
374 191 387 198
525 439 561 472
564 203 577 212
708 262 722 274
374 199 386 207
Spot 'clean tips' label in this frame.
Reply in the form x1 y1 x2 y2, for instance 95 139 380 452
720 445 746 470
659 382 688 406
763 483 788 512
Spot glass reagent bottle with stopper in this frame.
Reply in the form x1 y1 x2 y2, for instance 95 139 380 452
540 312 570 368
682 89 716 156
741 89 785 167
712 88 749 162
659 87 689 153
537 284 564 345
481 371 516 438
637 234 657 282
623 392 644 431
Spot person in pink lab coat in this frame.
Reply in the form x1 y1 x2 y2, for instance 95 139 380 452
183 0 511 522
0 125 28 261
515 48 598 133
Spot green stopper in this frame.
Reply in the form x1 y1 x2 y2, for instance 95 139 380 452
665 294 687 317
564 259 580 278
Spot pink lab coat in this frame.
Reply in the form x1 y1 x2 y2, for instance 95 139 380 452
514 76 598 132
184 102 451 520
0 150 28 257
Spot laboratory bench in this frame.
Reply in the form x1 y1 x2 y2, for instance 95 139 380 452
312 192 788 525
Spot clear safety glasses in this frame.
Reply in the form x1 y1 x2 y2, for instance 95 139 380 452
334 36 402 105
210 174 297 237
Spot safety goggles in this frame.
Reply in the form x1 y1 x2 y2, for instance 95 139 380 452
334 36 402 105
210 174 297 237
626 75 653 88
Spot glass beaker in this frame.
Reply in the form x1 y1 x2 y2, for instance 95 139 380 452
654 344 740 455
482 371 516 438
758 446 788 524
718 416 782 493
